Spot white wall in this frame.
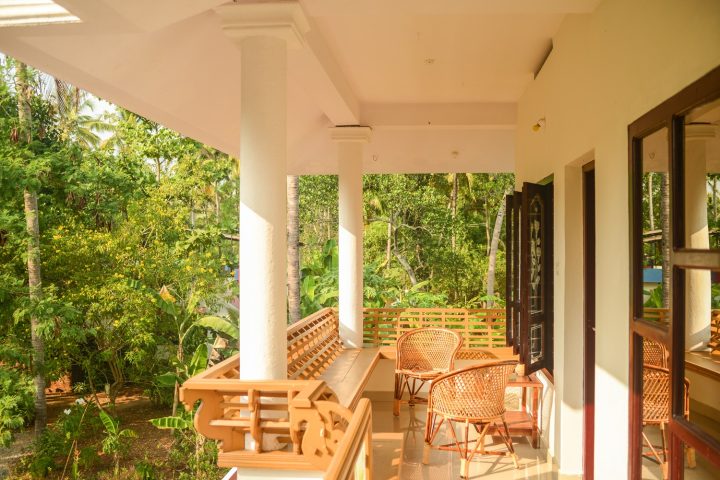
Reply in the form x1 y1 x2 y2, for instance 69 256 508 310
514 1 720 478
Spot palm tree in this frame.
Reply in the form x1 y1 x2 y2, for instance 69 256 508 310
661 173 671 308
287 175 301 324
15 61 47 436
46 78 112 149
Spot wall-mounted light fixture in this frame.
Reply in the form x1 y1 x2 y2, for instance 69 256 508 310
532 117 546 132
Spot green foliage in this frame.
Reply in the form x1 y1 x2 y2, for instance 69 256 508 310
194 316 239 341
0 366 34 447
24 399 101 478
149 415 192 430
99 409 137 479
297 173 514 312
644 286 664 308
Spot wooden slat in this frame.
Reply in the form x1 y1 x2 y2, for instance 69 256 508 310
363 308 508 353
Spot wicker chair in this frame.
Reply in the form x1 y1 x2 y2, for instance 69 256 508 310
642 364 693 478
423 360 519 478
643 338 669 368
393 327 463 416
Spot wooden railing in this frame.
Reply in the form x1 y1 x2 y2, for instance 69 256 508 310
363 307 507 349
180 354 358 474
182 308 374 478
325 398 373 480
643 307 671 325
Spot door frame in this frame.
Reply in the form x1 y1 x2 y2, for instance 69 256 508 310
583 161 596 480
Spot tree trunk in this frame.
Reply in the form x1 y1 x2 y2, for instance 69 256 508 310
385 215 392 271
648 173 655 231
214 181 221 222
661 173 671 308
172 339 183 417
484 198 491 256
393 247 418 286
486 194 508 306
286 175 301 324
450 174 458 250
155 158 161 183
713 177 718 226
17 61 47 436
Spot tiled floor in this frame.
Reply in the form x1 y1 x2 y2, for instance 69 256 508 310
369 396 720 480
370 396 557 480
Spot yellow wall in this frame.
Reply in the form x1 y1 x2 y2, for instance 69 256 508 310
514 0 720 478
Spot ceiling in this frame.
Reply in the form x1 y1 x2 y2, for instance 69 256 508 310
643 98 719 174
0 0 602 174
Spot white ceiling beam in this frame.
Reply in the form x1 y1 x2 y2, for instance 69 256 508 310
291 15 360 125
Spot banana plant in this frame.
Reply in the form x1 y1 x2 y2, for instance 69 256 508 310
98 409 137 479
128 279 237 414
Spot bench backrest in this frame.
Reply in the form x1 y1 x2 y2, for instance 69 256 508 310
287 308 344 380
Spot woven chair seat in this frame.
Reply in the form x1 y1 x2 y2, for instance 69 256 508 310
395 367 448 379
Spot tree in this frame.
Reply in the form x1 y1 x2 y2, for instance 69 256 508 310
287 175 301 324
661 173 671 308
15 61 47 437
486 191 509 306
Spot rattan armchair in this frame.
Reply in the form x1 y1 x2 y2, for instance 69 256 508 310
423 360 519 478
393 327 463 416
643 338 669 368
642 364 694 478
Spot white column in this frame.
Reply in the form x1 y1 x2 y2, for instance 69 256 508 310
332 127 372 348
216 2 309 380
685 123 714 351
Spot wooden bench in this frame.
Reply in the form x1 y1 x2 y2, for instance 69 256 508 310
287 307 383 410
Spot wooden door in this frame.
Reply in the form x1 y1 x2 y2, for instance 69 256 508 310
520 182 554 375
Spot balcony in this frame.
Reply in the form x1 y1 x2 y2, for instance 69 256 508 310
180 307 554 479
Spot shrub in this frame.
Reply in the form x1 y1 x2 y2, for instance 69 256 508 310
0 365 34 447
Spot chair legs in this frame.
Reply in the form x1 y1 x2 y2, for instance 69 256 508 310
642 423 669 480
394 373 429 416
423 413 519 475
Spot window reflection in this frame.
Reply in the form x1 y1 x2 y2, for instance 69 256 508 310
642 128 671 327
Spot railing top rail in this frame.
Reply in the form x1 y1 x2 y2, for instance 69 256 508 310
324 398 372 480
363 307 505 313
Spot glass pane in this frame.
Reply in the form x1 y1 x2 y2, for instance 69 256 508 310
529 195 543 315
684 98 720 250
681 268 720 447
642 127 671 327
677 440 720 480
640 347 671 480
